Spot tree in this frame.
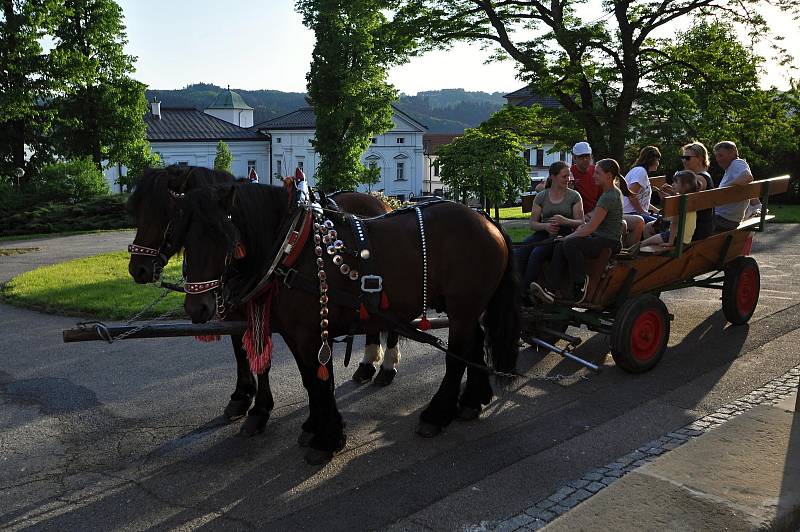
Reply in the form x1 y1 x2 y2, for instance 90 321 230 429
479 103 581 155
49 0 148 169
0 0 59 182
214 140 233 172
360 164 381 191
436 128 529 219
121 141 162 190
632 21 800 178
408 0 799 162
296 0 420 192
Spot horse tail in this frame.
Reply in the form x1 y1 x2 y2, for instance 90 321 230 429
483 225 521 376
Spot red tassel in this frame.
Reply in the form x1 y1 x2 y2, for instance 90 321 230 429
234 241 246 259
317 364 329 381
195 335 222 342
418 316 431 331
242 281 278 374
359 303 370 320
380 292 390 310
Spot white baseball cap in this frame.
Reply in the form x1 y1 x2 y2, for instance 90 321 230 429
572 142 592 156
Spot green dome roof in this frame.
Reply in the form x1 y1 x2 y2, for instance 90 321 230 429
206 87 253 110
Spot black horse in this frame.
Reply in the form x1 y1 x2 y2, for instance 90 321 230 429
126 166 401 437
169 181 520 464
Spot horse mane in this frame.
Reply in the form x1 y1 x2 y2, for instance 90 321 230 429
127 165 235 223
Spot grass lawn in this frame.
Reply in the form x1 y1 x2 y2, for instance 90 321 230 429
0 228 133 244
505 226 531 243
498 206 528 220
1 251 185 320
770 204 800 223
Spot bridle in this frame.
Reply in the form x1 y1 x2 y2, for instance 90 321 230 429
182 214 246 320
127 168 197 282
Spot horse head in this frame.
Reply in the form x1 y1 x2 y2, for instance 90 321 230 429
174 182 288 323
126 165 234 283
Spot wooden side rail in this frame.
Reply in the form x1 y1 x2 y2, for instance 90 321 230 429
649 175 666 189
661 175 789 217
522 193 535 213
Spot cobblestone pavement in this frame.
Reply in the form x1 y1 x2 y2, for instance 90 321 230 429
483 365 800 532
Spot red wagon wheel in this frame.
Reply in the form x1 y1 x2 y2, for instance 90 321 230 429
722 256 760 325
611 294 670 373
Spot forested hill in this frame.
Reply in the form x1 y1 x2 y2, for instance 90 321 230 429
145 84 508 133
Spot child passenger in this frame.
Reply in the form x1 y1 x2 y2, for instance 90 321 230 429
642 170 699 248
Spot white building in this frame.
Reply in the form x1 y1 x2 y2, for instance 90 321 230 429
104 88 270 192
422 133 460 196
255 104 428 201
105 88 428 200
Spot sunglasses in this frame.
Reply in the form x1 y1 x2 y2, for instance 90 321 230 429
680 155 696 161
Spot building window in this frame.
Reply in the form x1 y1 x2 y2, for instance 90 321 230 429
247 160 257 174
297 160 304 171
396 137 405 144
276 159 282 176
276 137 282 143
560 151 566 161
371 137 377 144
536 149 545 167
523 149 531 165
433 161 440 177
396 162 405 181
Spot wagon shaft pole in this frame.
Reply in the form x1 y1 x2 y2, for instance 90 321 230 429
62 322 248 343
62 317 449 343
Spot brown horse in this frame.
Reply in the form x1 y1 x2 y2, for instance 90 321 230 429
169 181 520 464
126 166 401 437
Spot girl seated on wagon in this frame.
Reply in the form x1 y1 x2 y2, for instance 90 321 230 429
642 170 699 248
530 159 627 304
515 161 584 302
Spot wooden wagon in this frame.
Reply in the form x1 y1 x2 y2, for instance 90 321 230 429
518 174 790 373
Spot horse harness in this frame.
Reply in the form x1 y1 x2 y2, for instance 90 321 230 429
224 192 479 379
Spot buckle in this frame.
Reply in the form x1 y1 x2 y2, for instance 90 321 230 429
278 267 298 288
360 275 383 293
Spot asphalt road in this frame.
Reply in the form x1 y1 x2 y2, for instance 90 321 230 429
1 226 799 531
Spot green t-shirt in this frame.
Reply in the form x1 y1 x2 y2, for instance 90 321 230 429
594 186 623 242
533 188 581 222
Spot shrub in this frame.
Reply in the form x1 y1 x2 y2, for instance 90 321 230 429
36 158 109 203
0 195 131 237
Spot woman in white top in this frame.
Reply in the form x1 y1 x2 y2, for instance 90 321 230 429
623 146 661 223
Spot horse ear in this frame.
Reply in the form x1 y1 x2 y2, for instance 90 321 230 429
218 186 237 212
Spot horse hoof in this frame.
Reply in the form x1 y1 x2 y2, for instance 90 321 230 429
352 363 376 384
373 367 397 386
457 405 481 421
224 398 252 420
304 447 334 465
297 430 315 447
239 413 268 437
415 421 442 438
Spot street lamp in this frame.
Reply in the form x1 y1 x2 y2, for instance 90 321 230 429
14 167 25 187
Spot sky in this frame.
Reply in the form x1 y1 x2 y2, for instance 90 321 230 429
118 0 799 95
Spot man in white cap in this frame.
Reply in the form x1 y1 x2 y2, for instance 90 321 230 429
571 142 602 213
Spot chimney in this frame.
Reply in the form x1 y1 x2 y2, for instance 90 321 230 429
150 97 161 119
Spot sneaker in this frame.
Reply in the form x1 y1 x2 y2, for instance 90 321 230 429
573 275 589 304
529 282 555 304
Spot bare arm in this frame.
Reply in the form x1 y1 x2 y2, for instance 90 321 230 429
565 207 607 239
